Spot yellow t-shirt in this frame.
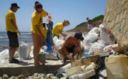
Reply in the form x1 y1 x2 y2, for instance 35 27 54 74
6 10 17 32
31 10 47 38
52 22 64 36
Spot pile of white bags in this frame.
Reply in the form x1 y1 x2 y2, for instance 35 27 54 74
99 24 115 45
57 62 96 79
82 24 117 57
84 27 99 44
88 40 105 55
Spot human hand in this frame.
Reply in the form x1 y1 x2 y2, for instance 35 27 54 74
17 31 21 36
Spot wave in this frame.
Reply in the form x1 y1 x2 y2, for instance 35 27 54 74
0 36 8 39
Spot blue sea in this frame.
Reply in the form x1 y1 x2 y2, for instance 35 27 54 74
0 32 32 52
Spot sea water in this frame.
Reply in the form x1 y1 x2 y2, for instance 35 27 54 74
0 32 32 52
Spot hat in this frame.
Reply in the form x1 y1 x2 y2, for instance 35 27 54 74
35 1 40 5
11 3 20 8
35 1 43 8
74 32 84 41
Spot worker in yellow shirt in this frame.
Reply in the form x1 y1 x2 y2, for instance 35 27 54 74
6 3 20 63
31 1 48 66
53 20 70 38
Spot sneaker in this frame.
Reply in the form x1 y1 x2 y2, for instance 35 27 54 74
9 58 20 63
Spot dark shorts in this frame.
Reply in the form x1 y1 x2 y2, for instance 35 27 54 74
66 45 76 54
7 31 19 48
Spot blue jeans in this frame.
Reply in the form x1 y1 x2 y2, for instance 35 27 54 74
46 30 53 53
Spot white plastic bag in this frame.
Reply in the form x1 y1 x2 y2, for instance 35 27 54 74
53 36 65 49
99 24 115 45
18 42 31 60
88 27 100 34
88 40 105 55
69 63 96 79
84 33 99 44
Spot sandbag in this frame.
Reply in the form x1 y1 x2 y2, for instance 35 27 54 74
71 59 83 67
69 69 95 79
84 33 99 44
88 40 105 55
67 62 96 77
65 66 82 76
57 63 72 74
105 55 128 79
69 62 96 79
53 36 64 49
103 44 119 55
18 42 31 60
88 27 100 34
99 24 115 45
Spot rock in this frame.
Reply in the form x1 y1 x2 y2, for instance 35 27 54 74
40 74 45 78
17 74 25 79
33 73 39 77
49 76 58 79
104 0 128 46
56 73 66 79
0 73 64 79
3 74 8 79
28 76 33 79
60 77 67 79
46 73 54 79
9 76 15 79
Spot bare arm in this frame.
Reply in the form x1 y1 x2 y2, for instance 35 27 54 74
61 32 67 36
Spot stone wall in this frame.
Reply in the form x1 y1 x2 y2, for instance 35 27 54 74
104 0 128 46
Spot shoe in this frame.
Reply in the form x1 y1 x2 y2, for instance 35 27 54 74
9 58 20 63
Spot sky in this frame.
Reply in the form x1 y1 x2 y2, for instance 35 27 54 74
0 0 107 32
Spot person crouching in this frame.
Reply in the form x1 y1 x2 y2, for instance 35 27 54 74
59 32 84 63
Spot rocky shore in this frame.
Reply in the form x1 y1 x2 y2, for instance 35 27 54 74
1 73 60 79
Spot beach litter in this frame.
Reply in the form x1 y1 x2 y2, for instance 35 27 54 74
0 24 128 79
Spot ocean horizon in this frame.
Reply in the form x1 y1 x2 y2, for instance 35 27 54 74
0 32 32 52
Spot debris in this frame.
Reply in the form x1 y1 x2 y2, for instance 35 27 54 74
105 55 128 79
56 59 96 79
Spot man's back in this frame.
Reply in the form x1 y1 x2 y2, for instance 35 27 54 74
63 37 80 49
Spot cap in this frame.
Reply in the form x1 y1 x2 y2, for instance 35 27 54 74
11 3 20 8
35 1 43 8
74 32 84 41
35 1 40 5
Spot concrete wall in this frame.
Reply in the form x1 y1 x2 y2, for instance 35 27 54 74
104 0 128 46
